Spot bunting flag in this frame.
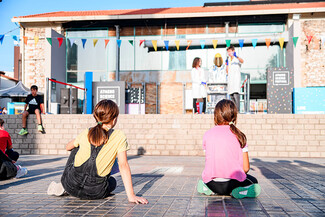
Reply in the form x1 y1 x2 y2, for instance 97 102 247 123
139 40 145 46
292 37 299 48
23 36 28 45
238 39 244 49
57 37 63 47
81 39 87 49
186 40 192 50
46 38 52 46
175 40 180 50
200 40 205 49
265 38 271 49
117 39 122 48
0 35 4 44
105 39 110 48
252 39 258 48
212 40 218 49
68 38 76 47
225 39 231 47
128 40 133 46
279 37 284 50
93 39 98 47
164 40 169 51
152 40 157 51
34 36 39 46
307 35 313 44
12 35 18 42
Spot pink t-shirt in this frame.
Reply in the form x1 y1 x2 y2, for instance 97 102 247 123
202 125 246 183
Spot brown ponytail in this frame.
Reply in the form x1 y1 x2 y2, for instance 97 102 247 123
88 100 119 146
214 99 247 148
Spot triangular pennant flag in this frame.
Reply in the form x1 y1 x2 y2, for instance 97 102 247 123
265 38 271 49
12 35 18 42
68 38 76 47
292 37 299 48
225 39 231 47
117 39 122 48
238 39 244 49
279 37 284 50
212 40 218 49
252 39 258 48
200 40 205 49
46 38 52 46
186 40 192 50
0 35 4 44
307 35 313 44
152 40 157 51
128 40 133 46
105 39 110 48
57 37 63 47
23 36 28 45
139 40 145 46
93 39 98 47
82 39 87 49
34 36 39 46
164 40 169 51
175 40 180 50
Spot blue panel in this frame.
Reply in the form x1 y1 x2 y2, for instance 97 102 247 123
84 72 93 114
293 87 325 114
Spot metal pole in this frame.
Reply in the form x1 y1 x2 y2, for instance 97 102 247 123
115 25 120 81
183 83 185 114
84 89 87 114
138 86 141 114
247 74 250 113
156 83 160 114
69 86 72 114
46 77 49 113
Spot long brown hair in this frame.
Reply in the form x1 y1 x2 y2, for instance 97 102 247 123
214 99 247 148
88 100 119 146
192 57 201 68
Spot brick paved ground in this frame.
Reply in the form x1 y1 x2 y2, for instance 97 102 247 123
0 156 324 217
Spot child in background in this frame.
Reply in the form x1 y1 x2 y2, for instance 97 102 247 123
47 100 148 204
197 99 261 199
0 118 28 180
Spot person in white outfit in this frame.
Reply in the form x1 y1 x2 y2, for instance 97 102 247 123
191 57 207 114
209 53 227 83
226 46 244 110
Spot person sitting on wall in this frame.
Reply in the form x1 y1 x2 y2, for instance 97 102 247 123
2 108 7 115
0 118 28 180
191 57 207 114
226 46 244 110
18 85 45 135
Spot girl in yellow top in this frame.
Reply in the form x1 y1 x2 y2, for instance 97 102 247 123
47 100 148 204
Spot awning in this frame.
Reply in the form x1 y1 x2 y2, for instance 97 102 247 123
0 82 43 98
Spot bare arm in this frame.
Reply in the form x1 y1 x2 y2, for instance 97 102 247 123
24 104 28 111
66 139 75 151
40 104 45 114
243 152 250 173
117 151 148 204
237 57 244 64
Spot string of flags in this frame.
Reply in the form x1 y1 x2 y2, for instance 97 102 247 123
1 34 325 51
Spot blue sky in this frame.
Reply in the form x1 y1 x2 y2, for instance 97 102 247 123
0 0 247 73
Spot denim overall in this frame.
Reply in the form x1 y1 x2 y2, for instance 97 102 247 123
61 130 117 199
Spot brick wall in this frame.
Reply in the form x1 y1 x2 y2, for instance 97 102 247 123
1 114 324 157
300 19 325 87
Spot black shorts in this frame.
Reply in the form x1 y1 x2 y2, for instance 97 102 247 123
27 109 40 114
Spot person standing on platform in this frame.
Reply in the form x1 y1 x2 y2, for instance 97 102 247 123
226 46 244 110
209 53 227 83
191 57 207 114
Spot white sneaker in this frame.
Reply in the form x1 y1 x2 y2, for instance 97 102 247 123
15 165 28 178
47 181 65 196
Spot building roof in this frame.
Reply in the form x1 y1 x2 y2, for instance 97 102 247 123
12 2 325 23
0 73 19 83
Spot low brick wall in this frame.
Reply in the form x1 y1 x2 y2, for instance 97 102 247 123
1 114 324 157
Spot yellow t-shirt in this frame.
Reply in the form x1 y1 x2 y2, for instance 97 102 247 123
73 129 129 177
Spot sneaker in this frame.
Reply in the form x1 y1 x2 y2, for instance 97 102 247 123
231 184 261 199
38 125 43 132
197 179 213 196
18 128 28 135
47 181 65 196
15 165 28 178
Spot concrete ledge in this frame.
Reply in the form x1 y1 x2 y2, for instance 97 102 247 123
1 114 325 157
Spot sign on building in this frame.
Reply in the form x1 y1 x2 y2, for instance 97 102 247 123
267 67 294 114
92 81 125 114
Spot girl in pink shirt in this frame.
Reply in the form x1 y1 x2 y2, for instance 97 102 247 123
197 99 261 199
